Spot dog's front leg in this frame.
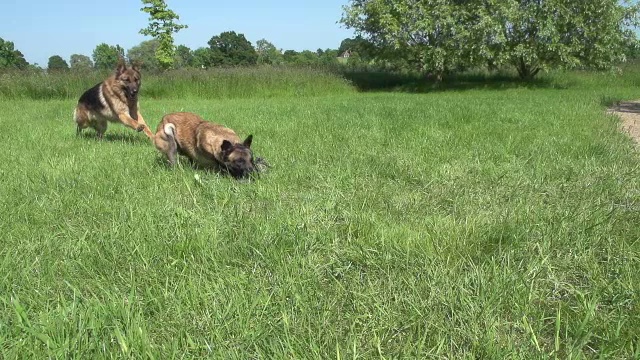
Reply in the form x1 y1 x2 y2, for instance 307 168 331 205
134 112 155 139
117 113 151 135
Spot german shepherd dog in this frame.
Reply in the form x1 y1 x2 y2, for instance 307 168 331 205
153 112 257 179
73 57 154 139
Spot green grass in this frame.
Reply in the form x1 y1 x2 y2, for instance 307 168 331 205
1 67 640 359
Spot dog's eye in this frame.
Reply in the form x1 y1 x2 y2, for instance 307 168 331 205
121 76 129 81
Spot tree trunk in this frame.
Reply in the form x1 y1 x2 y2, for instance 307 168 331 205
515 57 539 80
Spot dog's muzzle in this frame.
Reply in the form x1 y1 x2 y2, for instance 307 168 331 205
125 87 138 100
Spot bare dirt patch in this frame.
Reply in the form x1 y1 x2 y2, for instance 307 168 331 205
607 100 640 146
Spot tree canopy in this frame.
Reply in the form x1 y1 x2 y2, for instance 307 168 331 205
341 0 640 79
208 31 258 67
175 45 193 68
0 38 29 70
47 55 69 72
127 39 161 72
70 54 93 71
92 43 125 70
256 39 283 65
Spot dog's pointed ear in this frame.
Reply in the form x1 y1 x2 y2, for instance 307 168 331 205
115 57 126 76
243 135 253 148
131 59 143 72
221 140 233 153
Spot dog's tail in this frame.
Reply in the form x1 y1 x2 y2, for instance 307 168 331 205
163 123 176 139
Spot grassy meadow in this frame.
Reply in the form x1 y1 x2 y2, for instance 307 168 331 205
1 66 640 358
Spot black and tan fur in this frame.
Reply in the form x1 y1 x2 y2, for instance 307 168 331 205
154 112 256 178
73 57 153 139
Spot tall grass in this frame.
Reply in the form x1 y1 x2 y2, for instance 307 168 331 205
0 66 355 100
3 62 640 101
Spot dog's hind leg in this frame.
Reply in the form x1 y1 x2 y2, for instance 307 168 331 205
166 137 177 165
94 119 108 140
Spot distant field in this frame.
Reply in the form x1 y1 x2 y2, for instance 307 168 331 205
0 67 639 358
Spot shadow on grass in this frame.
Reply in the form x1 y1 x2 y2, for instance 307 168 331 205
77 131 151 145
152 153 271 182
338 70 564 93
599 94 640 113
603 97 640 114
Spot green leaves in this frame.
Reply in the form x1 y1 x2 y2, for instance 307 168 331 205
69 54 93 72
47 55 69 72
256 39 284 65
127 40 161 72
207 31 258 67
341 0 640 79
92 43 125 70
139 0 188 71
0 38 29 70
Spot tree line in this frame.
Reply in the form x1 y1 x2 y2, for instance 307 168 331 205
1 0 639 80
0 34 362 73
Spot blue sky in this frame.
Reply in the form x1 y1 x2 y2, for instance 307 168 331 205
1 0 355 66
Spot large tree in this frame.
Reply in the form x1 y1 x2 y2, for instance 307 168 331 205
0 38 28 69
341 0 640 79
92 43 125 70
208 31 258 66
47 55 69 72
139 0 188 70
341 0 473 78
70 54 93 71
491 0 640 79
127 39 161 72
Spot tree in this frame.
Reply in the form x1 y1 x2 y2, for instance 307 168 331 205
208 31 258 66
341 0 640 80
175 44 193 68
0 38 29 69
341 1 475 79
283 50 299 64
191 47 211 68
70 54 93 71
338 36 371 58
12 50 28 70
92 43 125 70
127 39 160 72
295 50 320 65
139 0 188 70
489 0 640 79
48 55 69 72
318 48 339 65
255 39 283 65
